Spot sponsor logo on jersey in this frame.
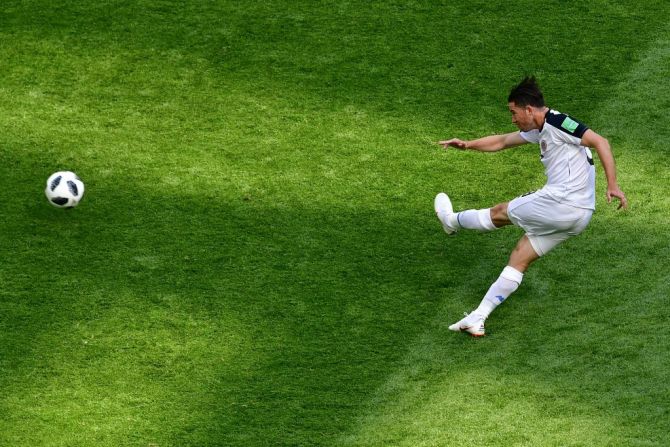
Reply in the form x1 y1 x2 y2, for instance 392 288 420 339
561 117 579 132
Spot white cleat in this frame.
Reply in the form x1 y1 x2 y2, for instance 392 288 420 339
434 192 457 235
448 312 486 337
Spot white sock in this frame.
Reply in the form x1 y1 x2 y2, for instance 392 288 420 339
448 209 497 231
474 266 524 319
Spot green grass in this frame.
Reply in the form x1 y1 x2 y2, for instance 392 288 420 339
1 1 669 446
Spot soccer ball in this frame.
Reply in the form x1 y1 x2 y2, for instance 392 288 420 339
45 171 85 208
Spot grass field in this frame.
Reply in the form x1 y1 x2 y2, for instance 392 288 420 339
1 1 669 446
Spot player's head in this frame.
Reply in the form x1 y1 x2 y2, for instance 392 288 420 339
508 76 545 108
508 76 545 131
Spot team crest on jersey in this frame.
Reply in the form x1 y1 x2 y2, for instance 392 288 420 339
541 140 547 151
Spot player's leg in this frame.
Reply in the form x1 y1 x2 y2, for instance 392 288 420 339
434 193 512 234
448 236 537 336
449 211 592 337
470 235 538 316
489 202 513 228
447 192 593 336
507 234 541 272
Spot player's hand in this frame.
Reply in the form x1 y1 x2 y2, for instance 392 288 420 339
607 186 628 210
437 138 468 150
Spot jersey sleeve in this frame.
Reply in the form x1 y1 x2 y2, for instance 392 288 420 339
546 111 589 143
519 129 540 143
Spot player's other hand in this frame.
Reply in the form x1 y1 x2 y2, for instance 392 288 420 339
438 138 467 150
607 186 628 210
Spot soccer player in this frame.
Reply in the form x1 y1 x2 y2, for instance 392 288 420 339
435 76 628 336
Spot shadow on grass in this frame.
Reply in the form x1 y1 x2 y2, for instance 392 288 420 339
1 164 505 445
1 160 668 445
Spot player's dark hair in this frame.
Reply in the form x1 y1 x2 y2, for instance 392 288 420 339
508 76 545 107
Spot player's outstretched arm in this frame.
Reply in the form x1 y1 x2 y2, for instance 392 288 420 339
581 129 628 210
438 132 527 152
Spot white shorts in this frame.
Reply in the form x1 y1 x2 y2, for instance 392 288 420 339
507 190 593 256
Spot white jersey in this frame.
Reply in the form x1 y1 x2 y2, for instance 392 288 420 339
520 109 596 210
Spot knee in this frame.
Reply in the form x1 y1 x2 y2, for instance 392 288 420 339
490 203 511 227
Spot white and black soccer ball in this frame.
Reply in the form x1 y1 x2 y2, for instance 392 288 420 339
45 171 85 208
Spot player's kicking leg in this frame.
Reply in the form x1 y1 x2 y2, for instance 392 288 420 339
434 192 510 235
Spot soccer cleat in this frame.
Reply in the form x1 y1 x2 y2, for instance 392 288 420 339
448 312 486 336
434 192 457 235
